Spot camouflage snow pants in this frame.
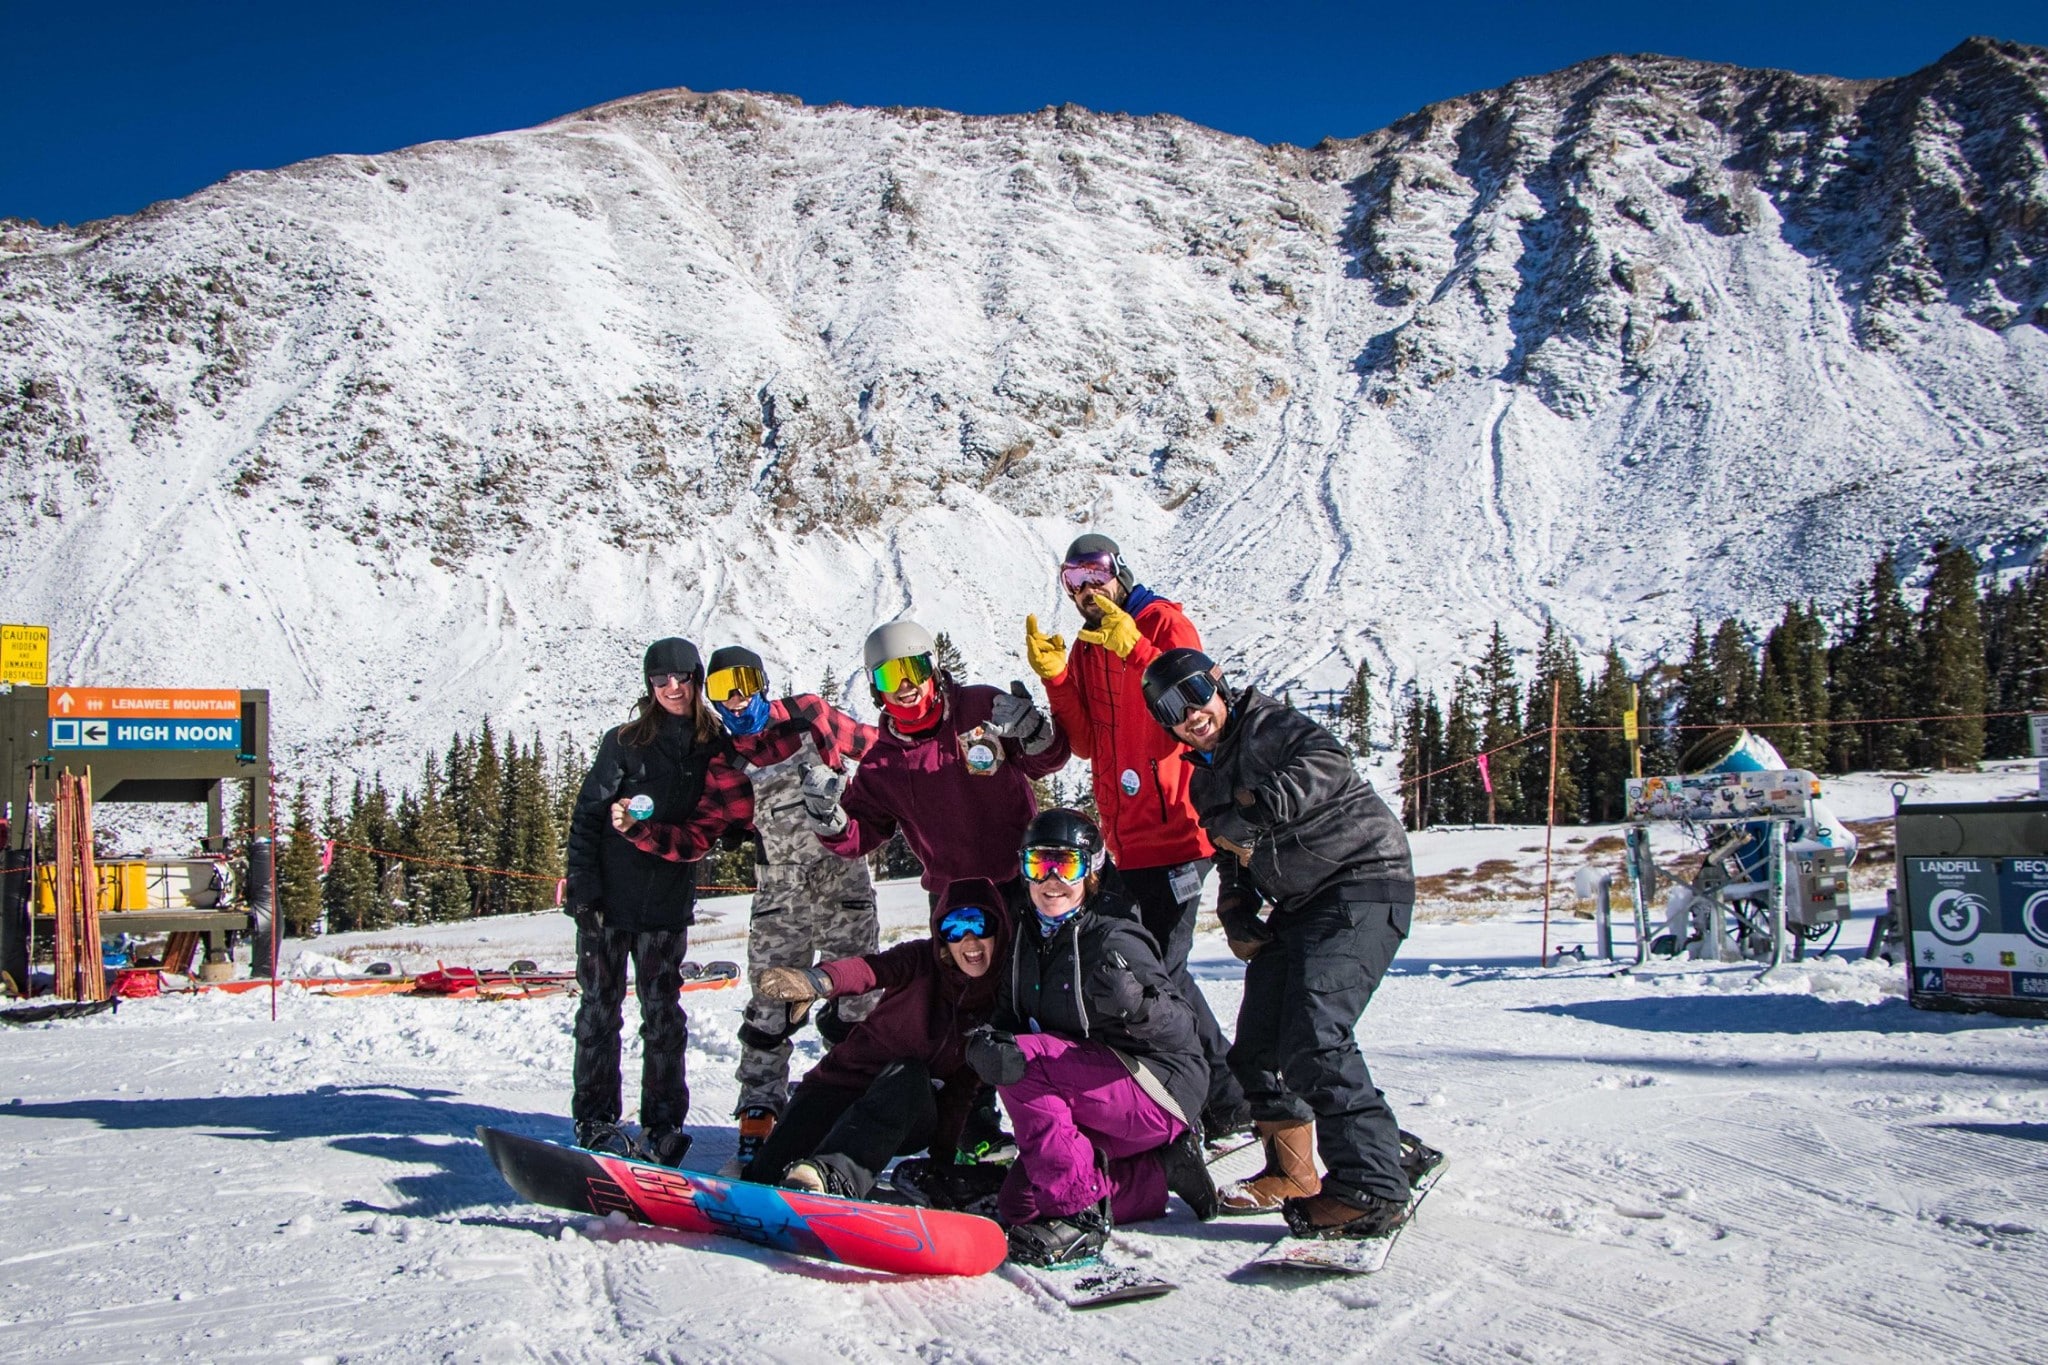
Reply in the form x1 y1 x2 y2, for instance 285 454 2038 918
571 914 690 1133
736 857 880 1115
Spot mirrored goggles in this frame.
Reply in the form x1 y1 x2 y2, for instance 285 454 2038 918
1059 551 1118 593
937 906 992 942
647 671 696 691
870 653 934 695
1021 846 1090 884
706 664 765 702
1147 672 1219 727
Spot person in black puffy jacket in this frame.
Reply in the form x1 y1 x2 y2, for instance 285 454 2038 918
968 809 1218 1267
562 637 754 1167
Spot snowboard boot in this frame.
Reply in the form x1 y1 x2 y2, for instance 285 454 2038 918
1200 1098 1254 1145
1281 1187 1410 1240
958 1088 1016 1162
889 1157 1007 1217
573 1119 637 1159
1159 1127 1220 1221
781 1160 856 1198
641 1126 693 1169
1399 1130 1444 1187
719 1104 777 1177
1005 1200 1110 1268
1218 1119 1320 1215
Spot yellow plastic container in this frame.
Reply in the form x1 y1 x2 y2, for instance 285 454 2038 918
35 861 153 913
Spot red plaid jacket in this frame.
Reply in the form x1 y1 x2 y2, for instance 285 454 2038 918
623 749 755 862
731 694 879 772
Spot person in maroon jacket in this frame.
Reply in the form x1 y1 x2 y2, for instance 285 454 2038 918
742 878 1015 1199
801 618 1070 900
1025 533 1250 1137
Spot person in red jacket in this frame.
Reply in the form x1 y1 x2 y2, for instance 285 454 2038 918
1025 534 1250 1139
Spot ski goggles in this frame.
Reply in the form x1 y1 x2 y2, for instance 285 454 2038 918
937 906 992 942
1020 846 1091 885
647 670 696 691
1059 551 1119 593
1147 671 1219 728
869 653 934 695
705 664 766 702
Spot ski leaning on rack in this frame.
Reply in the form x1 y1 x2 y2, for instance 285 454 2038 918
476 1126 1007 1277
1243 1155 1446 1277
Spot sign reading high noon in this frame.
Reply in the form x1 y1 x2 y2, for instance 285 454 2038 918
1 624 49 686
47 687 242 751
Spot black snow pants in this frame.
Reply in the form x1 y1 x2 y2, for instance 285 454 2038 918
1228 889 1410 1203
1121 860 1248 1117
571 913 690 1132
742 1059 938 1197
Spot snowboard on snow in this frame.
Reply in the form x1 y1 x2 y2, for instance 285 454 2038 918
1244 1155 1446 1276
1010 1255 1178 1308
477 1126 1008 1277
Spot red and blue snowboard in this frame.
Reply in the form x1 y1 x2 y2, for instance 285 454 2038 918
477 1126 1007 1277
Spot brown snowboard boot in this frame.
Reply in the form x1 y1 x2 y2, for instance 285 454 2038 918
1218 1119 1320 1215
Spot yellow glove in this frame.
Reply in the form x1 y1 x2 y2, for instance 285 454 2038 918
1076 597 1140 659
1024 614 1068 681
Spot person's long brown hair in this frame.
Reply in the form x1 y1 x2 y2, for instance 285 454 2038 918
619 679 724 749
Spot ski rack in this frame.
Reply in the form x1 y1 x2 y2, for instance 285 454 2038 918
1622 770 1819 974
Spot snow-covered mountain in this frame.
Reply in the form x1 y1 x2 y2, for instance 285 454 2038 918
3 38 2045 775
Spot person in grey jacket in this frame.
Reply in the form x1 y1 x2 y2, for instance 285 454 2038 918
1141 647 1423 1240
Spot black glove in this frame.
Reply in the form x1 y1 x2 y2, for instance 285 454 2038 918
963 1025 1026 1087
1093 950 1146 1017
567 904 602 933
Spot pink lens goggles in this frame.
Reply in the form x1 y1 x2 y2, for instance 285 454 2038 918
1060 551 1118 593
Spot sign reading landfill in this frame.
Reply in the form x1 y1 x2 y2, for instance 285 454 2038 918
1906 855 2048 1002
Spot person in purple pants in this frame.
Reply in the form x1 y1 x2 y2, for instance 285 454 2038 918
963 809 1220 1267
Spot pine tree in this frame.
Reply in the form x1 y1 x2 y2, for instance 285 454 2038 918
466 719 504 916
1440 672 1482 825
1420 691 1446 827
1830 552 1920 771
1576 645 1636 823
1397 683 1429 830
1758 601 1830 771
322 779 380 933
501 732 564 915
1522 618 1584 823
1675 617 1719 740
932 632 967 679
274 783 324 937
1473 626 1523 821
1918 543 1988 769
819 668 842 711
1985 563 2048 758
411 754 468 922
1336 656 1374 758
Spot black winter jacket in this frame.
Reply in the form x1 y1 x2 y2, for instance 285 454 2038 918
1187 687 1414 921
992 876 1207 1126
565 716 721 932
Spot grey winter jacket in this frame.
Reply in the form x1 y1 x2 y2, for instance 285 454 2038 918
992 876 1208 1127
1185 686 1414 919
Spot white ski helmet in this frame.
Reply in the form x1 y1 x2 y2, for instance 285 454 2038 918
863 619 937 673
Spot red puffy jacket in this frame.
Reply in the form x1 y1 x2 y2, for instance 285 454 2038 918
1043 588 1212 870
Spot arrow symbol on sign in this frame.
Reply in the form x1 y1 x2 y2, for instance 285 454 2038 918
56 691 75 713
82 722 107 744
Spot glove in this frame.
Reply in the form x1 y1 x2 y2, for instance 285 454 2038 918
986 681 1056 755
963 1025 1027 1087
1024 614 1068 681
1094 951 1145 1017
1076 597 1140 659
566 902 601 929
1217 896 1272 962
758 965 833 1001
799 764 849 835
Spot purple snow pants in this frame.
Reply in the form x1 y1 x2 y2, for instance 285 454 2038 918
996 1032 1187 1225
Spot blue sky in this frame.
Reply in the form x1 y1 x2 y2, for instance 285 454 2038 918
4 1 2043 225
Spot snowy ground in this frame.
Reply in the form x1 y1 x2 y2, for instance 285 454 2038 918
3 765 2045 1362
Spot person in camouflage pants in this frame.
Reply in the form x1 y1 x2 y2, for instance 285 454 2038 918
707 647 884 1166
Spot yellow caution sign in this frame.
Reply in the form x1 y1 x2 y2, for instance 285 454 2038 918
1 623 49 686
1622 708 1638 743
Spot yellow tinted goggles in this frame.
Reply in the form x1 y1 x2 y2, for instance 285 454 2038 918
870 653 934 695
706 665 766 702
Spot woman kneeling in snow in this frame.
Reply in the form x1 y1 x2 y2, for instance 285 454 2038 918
747 878 1014 1200
965 808 1219 1267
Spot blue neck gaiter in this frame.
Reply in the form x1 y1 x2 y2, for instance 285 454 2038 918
717 692 771 737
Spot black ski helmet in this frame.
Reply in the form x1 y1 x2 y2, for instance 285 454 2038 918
1062 533 1136 592
706 644 766 683
1020 807 1106 867
1142 647 1219 714
643 637 703 685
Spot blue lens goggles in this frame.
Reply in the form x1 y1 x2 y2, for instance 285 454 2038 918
937 906 992 943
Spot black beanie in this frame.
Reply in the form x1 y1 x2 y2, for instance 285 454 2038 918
644 637 703 681
707 645 766 680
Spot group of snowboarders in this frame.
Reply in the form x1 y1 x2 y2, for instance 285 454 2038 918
561 534 1430 1265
